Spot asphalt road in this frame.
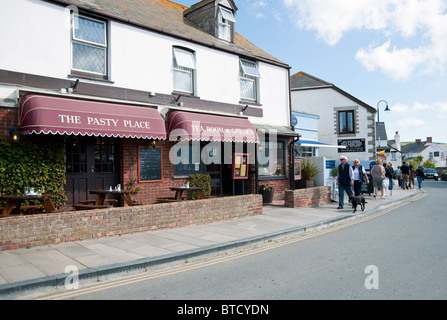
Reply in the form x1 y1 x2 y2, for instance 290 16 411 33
39 180 447 301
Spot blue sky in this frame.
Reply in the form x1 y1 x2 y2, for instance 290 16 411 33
178 0 447 144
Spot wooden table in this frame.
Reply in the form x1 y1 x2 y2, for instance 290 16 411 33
170 187 206 200
89 189 134 206
155 187 206 203
0 194 56 217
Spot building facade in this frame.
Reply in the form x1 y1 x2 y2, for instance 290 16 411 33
290 72 376 163
0 0 296 206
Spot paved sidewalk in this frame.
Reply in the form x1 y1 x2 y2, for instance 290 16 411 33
0 187 420 299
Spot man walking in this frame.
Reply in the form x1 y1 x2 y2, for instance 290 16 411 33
336 155 354 209
400 161 410 189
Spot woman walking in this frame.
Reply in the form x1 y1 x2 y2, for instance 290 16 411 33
352 159 369 196
371 159 386 199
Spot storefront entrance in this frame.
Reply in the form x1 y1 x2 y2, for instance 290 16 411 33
64 136 120 205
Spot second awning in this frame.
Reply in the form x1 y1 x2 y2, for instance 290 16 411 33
167 110 259 143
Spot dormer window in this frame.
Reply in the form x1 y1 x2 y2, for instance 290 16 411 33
218 6 235 42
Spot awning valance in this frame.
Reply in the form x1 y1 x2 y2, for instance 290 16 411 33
296 140 345 148
19 94 166 139
166 110 259 143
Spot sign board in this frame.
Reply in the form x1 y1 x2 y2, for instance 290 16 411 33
338 138 366 153
138 147 163 182
232 153 249 179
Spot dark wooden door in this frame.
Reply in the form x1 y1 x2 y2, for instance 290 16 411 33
64 136 120 205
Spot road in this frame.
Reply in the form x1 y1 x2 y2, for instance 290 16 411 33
38 180 447 301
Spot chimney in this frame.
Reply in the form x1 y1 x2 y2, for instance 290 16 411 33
427 137 432 143
416 139 422 143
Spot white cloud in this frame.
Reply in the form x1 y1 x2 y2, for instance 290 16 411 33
396 118 426 129
282 0 447 80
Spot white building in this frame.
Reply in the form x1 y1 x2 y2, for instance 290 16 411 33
401 137 447 168
290 72 376 163
0 0 296 204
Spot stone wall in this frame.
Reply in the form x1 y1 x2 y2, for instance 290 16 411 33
0 194 262 251
285 186 331 208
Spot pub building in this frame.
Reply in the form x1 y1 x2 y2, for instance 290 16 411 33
0 0 298 209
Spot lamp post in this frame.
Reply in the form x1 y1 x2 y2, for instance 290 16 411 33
377 100 390 122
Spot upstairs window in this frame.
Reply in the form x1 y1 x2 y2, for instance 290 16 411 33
338 110 355 134
240 59 260 102
173 47 196 94
71 14 107 78
218 6 235 42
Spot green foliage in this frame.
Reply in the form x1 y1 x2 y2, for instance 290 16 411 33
422 160 435 169
188 174 211 200
260 184 272 191
300 159 320 181
0 137 66 209
330 166 338 177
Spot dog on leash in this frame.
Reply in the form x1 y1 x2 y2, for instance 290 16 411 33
349 196 367 213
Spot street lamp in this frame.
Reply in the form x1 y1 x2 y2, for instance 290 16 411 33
377 100 390 122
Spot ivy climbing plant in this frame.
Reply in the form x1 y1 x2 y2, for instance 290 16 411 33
0 136 67 209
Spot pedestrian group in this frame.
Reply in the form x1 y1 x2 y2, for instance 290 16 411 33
336 156 422 210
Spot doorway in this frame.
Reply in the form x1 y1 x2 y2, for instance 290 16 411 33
64 136 120 205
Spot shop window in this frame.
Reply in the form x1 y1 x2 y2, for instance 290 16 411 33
258 140 286 178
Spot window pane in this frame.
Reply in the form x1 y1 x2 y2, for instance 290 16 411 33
258 141 286 177
219 7 236 23
174 69 193 93
347 112 354 132
74 16 105 45
173 49 196 69
218 23 231 41
73 43 106 74
240 78 255 100
339 112 347 133
240 60 260 78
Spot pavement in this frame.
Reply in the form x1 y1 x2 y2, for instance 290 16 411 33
0 187 421 299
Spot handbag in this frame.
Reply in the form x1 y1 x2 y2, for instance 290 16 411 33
382 178 389 188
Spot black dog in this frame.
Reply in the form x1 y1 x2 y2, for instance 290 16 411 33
349 196 367 213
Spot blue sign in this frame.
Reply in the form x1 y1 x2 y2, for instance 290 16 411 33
292 116 298 127
326 160 336 169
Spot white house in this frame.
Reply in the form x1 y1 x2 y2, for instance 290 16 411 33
0 0 296 204
290 71 377 163
401 137 447 168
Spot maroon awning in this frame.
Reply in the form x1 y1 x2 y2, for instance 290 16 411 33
19 94 166 139
167 110 259 143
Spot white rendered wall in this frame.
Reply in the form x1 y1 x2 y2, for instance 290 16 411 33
0 0 290 127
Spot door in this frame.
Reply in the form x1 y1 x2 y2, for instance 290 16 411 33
64 136 120 205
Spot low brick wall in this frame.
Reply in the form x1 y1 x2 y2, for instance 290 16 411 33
0 194 262 251
285 186 332 208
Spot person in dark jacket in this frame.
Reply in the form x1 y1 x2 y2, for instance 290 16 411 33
336 155 354 209
400 161 410 189
415 166 425 189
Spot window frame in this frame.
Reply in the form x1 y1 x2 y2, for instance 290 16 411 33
71 13 108 79
173 47 197 95
239 58 260 102
338 110 355 134
258 139 287 180
217 6 235 42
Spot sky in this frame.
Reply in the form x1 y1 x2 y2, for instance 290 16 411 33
178 0 447 144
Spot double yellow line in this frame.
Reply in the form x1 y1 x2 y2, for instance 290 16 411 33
39 192 426 300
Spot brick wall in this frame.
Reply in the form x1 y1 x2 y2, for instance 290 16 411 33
285 186 331 208
0 194 262 251
0 107 18 139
